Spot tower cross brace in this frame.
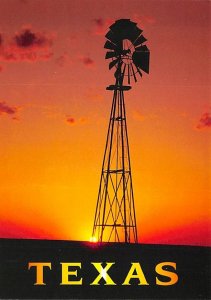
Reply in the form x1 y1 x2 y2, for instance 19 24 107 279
92 71 138 243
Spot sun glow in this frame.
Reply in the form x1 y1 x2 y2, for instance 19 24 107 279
90 236 97 243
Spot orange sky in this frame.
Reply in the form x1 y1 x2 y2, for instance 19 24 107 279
0 0 210 246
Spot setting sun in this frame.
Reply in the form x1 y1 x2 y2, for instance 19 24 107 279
90 236 97 243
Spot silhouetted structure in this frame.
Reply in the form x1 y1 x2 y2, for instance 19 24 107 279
92 19 150 243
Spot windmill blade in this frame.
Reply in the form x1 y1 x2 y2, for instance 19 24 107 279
121 63 126 79
120 27 143 45
130 27 143 41
130 63 137 82
127 64 131 85
132 51 150 74
110 19 137 32
136 45 149 52
135 65 143 78
104 40 118 51
105 51 118 59
105 30 120 45
132 46 150 74
109 19 142 42
109 57 119 69
134 35 147 47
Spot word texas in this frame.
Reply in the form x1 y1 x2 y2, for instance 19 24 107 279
28 261 178 286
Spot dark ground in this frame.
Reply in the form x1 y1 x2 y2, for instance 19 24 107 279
0 238 210 299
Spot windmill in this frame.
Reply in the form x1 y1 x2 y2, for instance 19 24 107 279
91 19 150 243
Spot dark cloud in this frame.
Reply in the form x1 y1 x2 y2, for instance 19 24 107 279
0 28 54 63
0 101 19 119
80 56 94 67
196 112 211 130
15 29 51 48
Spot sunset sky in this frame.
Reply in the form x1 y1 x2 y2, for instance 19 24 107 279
0 0 210 246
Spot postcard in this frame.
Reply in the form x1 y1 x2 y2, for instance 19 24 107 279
0 0 210 299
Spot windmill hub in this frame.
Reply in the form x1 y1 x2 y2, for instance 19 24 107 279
121 48 131 56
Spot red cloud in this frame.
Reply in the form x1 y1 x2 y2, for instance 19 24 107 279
141 221 211 246
79 56 94 67
0 28 54 63
0 219 56 240
0 101 20 120
93 18 114 35
196 112 211 130
66 115 86 126
66 116 75 125
56 52 71 67
0 101 18 115
94 18 105 28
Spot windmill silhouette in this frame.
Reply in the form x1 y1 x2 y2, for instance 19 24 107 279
92 19 150 243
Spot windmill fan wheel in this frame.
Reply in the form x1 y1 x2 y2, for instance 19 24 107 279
104 19 150 85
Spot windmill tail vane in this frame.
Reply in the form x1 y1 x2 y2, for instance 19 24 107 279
91 19 150 243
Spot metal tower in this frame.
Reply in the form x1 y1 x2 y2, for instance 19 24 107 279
92 19 150 243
